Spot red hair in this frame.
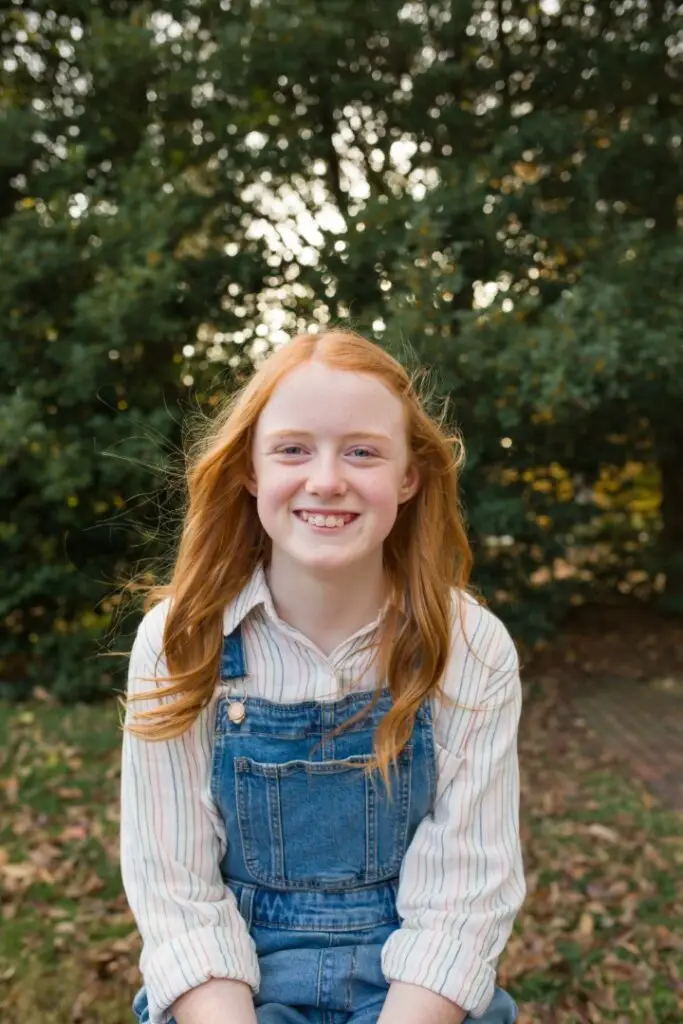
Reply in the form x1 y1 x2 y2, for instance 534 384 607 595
123 330 474 782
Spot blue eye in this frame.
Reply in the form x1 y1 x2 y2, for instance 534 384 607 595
349 447 374 458
280 445 305 456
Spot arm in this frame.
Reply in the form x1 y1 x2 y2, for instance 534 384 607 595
173 979 257 1024
120 603 260 1024
379 982 466 1024
380 613 526 1022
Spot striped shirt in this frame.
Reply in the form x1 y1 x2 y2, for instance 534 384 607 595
120 565 525 1023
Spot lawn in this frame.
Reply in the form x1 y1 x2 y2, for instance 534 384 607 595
0 685 681 1023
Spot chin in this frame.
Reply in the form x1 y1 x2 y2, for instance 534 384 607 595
290 545 366 575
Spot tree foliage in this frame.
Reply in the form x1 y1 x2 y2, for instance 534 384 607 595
1 0 681 697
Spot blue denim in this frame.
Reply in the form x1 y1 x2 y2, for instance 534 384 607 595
132 628 517 1024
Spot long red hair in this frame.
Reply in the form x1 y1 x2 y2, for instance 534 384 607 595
123 330 474 781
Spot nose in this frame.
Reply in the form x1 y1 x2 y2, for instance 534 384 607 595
304 454 347 497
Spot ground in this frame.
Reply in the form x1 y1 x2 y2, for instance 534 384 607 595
527 604 683 812
0 606 681 1023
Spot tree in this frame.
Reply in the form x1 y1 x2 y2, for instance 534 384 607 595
201 0 682 630
1 0 681 697
0 2 270 696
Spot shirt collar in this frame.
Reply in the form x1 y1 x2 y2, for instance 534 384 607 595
222 563 274 636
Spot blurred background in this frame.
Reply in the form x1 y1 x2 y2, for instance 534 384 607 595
0 2 681 1022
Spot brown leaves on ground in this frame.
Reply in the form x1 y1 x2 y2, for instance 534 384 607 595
499 676 683 1023
0 705 140 1022
1 630 683 1022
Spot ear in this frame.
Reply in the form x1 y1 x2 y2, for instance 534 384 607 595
398 462 420 504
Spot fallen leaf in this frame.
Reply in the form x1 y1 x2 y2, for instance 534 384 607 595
0 777 19 803
586 823 620 843
576 911 595 938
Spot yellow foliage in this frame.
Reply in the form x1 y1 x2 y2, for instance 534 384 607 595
531 408 555 424
81 611 105 630
512 161 542 184
628 495 661 513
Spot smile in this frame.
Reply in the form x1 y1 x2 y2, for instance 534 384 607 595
293 511 359 530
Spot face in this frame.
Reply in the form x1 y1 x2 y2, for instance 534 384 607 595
248 362 420 578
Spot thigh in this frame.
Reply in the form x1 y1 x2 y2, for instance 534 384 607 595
256 1005 314 1024
344 1010 381 1024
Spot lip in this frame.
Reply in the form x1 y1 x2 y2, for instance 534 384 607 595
293 509 360 516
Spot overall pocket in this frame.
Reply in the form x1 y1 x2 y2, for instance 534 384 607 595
234 749 412 890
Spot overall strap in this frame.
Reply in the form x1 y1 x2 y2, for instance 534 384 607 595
220 625 246 681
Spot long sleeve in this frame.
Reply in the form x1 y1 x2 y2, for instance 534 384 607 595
381 607 526 1019
120 602 260 1024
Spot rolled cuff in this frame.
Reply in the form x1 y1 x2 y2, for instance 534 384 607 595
381 927 496 1019
142 924 260 1024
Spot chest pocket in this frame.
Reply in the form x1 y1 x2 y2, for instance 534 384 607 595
234 748 413 890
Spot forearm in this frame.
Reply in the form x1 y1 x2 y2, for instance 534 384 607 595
172 978 257 1024
378 981 466 1024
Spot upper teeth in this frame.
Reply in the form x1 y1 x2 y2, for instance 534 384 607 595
299 512 350 528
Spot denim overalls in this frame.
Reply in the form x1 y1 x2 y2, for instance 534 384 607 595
132 628 517 1024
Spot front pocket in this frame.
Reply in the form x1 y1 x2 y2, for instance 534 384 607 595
234 750 412 890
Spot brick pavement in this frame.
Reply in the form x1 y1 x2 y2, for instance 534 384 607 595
568 674 683 810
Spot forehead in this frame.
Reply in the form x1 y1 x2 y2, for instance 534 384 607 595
256 362 407 436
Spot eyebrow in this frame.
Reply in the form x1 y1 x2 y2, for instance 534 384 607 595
263 430 393 444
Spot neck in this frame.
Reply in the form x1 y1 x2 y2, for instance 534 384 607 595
266 555 387 656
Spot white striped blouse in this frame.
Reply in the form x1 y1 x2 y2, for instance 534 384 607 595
120 565 525 1024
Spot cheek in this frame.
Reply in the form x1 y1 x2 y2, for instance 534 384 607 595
256 465 301 506
356 470 405 510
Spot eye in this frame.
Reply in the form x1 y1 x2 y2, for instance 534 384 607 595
348 446 376 459
277 444 307 457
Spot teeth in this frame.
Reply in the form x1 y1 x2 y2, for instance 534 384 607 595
299 512 350 528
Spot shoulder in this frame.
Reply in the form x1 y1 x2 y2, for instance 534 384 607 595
450 588 516 663
444 588 520 707
128 597 172 678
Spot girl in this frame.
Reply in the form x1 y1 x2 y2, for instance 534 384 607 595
120 330 526 1024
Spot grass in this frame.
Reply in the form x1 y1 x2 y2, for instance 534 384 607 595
0 689 681 1023
0 700 134 1023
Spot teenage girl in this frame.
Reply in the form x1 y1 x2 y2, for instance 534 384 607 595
120 330 526 1024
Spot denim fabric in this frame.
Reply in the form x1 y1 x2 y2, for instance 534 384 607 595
131 627 517 1024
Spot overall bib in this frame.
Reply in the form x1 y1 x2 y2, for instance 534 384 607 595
132 628 518 1024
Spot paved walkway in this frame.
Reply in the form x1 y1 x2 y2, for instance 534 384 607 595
567 674 683 810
